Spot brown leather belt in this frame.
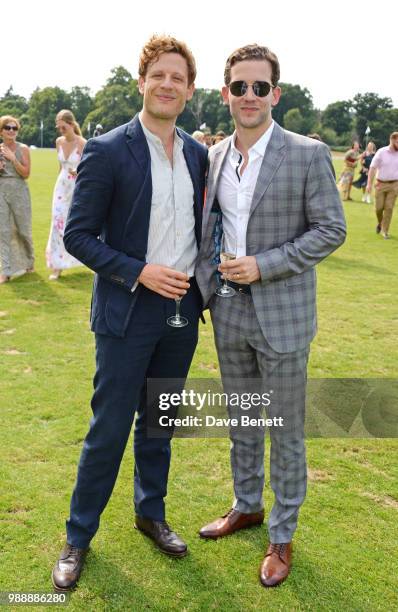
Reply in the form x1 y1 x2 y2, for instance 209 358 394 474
377 179 398 183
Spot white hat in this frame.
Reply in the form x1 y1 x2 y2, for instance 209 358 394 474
95 124 103 130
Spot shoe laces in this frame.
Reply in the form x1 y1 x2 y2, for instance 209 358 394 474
159 521 172 534
269 543 287 557
222 508 236 519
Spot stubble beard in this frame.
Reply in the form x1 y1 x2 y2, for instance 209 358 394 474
235 109 269 131
146 99 185 123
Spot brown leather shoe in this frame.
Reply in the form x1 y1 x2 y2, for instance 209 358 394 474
260 542 292 587
199 508 264 539
52 543 88 591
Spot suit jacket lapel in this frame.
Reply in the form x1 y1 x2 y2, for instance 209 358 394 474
125 114 151 174
123 115 152 259
250 122 286 215
179 131 202 241
202 138 230 233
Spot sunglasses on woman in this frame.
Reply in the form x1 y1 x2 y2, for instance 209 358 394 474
229 81 273 98
3 125 19 131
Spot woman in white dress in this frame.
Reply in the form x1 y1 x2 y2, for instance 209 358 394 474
46 109 86 280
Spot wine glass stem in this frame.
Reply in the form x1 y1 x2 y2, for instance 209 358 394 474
175 298 181 320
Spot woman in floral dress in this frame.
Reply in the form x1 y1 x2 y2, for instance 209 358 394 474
46 110 86 280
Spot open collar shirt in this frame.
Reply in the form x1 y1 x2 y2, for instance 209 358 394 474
216 121 274 257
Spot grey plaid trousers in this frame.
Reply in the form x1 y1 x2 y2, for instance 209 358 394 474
210 291 309 544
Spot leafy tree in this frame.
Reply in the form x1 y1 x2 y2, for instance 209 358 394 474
368 108 398 148
336 132 355 147
83 67 141 134
4 70 398 149
0 86 28 119
107 66 135 87
318 127 338 146
20 86 72 146
284 108 304 134
322 100 353 136
202 89 231 133
70 86 94 127
180 88 232 135
272 83 317 132
351 92 393 143
179 89 207 133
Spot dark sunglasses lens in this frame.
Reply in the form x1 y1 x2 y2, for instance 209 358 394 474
229 81 271 97
252 82 271 97
4 125 18 131
229 81 246 97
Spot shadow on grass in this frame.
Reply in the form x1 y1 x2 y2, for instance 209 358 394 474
323 254 394 276
53 270 94 293
289 548 370 610
77 548 155 609
7 270 93 301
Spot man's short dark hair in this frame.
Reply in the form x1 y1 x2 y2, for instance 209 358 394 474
224 44 280 87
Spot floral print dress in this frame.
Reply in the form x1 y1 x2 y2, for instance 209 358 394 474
46 146 83 270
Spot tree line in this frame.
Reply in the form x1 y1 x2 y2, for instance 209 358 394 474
1 65 397 148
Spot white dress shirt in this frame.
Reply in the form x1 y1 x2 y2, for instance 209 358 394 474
217 121 275 257
140 115 197 277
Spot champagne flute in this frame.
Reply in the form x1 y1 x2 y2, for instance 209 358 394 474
167 265 189 328
216 234 236 298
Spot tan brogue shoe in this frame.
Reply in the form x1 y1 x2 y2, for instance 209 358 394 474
199 508 264 539
260 542 292 587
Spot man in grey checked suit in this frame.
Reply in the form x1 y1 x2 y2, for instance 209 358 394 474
195 44 346 587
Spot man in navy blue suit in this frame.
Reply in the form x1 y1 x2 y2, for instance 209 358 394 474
52 35 207 591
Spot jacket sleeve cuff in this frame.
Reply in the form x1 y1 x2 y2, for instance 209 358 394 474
255 249 288 283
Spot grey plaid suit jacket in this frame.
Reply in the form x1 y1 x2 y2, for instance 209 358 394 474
195 122 346 354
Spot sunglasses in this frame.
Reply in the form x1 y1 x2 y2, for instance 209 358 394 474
3 125 18 131
229 81 273 98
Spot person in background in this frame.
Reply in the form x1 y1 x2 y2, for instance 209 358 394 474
366 132 398 239
46 110 86 280
0 115 35 284
192 130 206 144
204 132 214 148
338 141 360 201
93 124 103 138
353 141 376 203
213 130 226 145
307 133 322 141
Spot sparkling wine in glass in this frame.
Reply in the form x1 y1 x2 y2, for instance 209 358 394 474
167 266 189 328
216 235 236 298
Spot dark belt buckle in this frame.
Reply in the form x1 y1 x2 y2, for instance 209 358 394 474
230 281 251 295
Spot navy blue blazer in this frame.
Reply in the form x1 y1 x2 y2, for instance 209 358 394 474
64 114 208 338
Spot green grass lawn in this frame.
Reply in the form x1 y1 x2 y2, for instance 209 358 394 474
0 150 397 611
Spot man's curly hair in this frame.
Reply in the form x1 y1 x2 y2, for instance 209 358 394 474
139 34 196 85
